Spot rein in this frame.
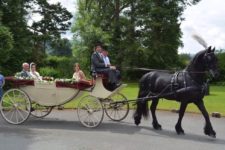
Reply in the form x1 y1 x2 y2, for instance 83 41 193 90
124 67 207 74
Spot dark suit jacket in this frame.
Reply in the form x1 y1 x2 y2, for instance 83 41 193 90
91 51 109 72
20 70 30 78
91 51 119 85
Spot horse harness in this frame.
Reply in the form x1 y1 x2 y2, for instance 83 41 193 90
170 71 208 97
140 70 208 102
170 71 187 91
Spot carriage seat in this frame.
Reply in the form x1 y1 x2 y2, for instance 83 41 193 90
90 70 108 79
96 73 108 79
55 80 93 90
5 76 35 87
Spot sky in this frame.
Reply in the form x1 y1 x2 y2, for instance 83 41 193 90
48 0 225 54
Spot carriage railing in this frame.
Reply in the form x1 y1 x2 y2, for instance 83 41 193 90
3 74 124 99
4 76 93 90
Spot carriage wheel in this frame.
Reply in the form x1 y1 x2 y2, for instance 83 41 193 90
77 96 104 128
30 103 53 118
0 89 31 124
104 93 129 121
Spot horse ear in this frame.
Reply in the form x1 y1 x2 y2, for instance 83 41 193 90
212 47 215 52
207 46 212 53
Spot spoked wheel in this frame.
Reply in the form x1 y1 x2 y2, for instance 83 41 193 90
0 89 31 124
104 93 129 121
30 103 53 118
77 96 104 128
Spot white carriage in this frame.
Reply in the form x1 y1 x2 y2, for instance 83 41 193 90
0 76 129 128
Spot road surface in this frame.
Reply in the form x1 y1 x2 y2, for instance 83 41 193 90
0 110 225 150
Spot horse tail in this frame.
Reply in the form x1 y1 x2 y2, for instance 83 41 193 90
134 72 152 125
135 82 150 119
142 99 149 119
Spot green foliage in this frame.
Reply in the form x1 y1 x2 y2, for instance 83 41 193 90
0 0 34 75
0 0 72 75
0 25 13 73
72 0 112 70
32 0 72 36
41 56 77 78
177 53 191 68
72 0 202 80
39 67 60 77
216 50 225 81
30 0 73 52
49 38 72 56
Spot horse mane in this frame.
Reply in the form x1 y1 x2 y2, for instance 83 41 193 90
186 50 206 70
185 50 206 70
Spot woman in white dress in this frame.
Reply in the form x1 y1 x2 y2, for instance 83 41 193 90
72 63 86 82
30 62 42 80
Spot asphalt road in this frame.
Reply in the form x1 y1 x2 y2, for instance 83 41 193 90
0 110 225 150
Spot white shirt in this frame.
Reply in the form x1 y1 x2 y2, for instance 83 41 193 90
103 56 110 66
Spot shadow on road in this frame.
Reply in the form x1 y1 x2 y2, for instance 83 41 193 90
141 126 225 145
2 117 225 146
21 119 141 135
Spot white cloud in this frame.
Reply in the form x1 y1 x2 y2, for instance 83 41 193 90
48 0 77 13
180 0 225 53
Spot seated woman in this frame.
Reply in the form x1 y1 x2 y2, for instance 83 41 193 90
30 62 42 81
72 63 86 82
0 74 4 99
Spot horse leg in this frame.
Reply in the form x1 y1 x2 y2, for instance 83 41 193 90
175 101 187 135
150 98 161 130
194 100 216 137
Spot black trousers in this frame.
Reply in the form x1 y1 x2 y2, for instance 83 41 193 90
96 68 120 84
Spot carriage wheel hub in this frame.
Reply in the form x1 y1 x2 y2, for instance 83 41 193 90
87 109 94 114
14 103 18 108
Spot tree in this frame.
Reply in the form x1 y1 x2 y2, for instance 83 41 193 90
74 0 200 76
49 38 72 57
0 0 34 75
30 0 73 52
72 0 202 74
0 0 73 75
216 50 225 82
72 0 112 70
0 25 14 74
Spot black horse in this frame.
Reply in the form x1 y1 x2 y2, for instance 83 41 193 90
134 46 219 137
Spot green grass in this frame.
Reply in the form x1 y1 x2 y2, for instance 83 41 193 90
64 83 225 115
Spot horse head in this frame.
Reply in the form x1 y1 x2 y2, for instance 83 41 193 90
204 46 219 78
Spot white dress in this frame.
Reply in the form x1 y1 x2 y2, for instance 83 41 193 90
30 71 42 80
73 72 81 82
72 71 84 82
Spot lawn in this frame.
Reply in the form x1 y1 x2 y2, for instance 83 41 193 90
64 83 225 116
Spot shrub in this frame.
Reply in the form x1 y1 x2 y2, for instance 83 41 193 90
42 56 77 78
39 67 60 78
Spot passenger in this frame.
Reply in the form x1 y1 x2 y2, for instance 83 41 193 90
72 63 86 82
20 62 32 78
0 74 4 99
91 42 121 90
30 62 42 80
102 47 111 66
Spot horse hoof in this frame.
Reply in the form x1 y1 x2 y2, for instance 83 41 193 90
175 125 184 135
134 115 141 126
205 130 216 138
209 134 216 138
177 131 185 135
135 121 140 126
204 128 216 138
134 118 140 126
153 123 162 130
